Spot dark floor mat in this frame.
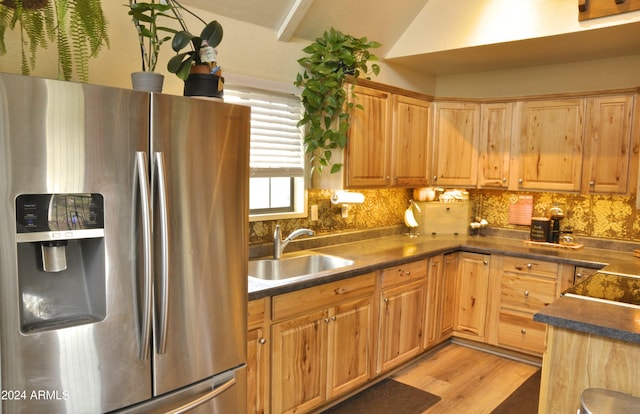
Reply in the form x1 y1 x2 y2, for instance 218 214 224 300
322 378 441 414
491 370 541 414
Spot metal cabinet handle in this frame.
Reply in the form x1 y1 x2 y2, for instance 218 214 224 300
483 260 489 265
502 177 507 183
521 329 527 334
589 180 595 186
576 273 583 279
331 316 336 321
135 152 152 361
384 298 389 303
324 318 330 323
524 290 529 297
518 178 523 184
259 338 266 345
404 271 411 276
154 152 169 355
527 263 532 269
166 376 237 414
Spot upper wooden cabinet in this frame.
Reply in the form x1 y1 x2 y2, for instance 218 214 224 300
582 94 637 194
391 95 431 187
478 103 513 189
513 99 585 192
345 84 392 187
345 84 431 188
432 102 480 187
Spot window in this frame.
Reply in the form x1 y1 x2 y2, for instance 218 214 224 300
224 83 307 220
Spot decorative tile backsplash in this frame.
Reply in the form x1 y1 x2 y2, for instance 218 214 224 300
469 189 640 241
249 188 412 244
249 187 640 245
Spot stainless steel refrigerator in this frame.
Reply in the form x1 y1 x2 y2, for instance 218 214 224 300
0 72 249 413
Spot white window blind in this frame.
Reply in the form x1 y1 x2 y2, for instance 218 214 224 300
224 87 305 177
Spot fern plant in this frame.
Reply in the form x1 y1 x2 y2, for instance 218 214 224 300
0 0 109 82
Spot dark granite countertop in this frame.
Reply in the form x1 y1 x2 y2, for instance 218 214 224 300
248 232 640 343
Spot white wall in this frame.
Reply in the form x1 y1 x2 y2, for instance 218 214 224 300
0 2 434 95
388 0 640 58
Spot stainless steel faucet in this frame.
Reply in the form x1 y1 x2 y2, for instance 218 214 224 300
273 225 315 259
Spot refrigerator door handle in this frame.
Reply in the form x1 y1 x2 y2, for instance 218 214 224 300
154 151 170 355
164 377 237 414
135 151 153 360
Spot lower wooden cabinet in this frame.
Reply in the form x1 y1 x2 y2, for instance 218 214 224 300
377 260 427 374
424 253 457 349
454 252 491 340
247 298 269 414
270 273 375 414
490 256 566 355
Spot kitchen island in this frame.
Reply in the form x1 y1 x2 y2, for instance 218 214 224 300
534 274 640 413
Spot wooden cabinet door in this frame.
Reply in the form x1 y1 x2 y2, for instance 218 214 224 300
391 95 431 187
440 253 458 338
247 326 268 414
326 296 374 399
424 255 443 349
346 84 391 187
271 310 328 414
455 252 490 339
478 103 513 188
432 102 480 187
377 280 425 373
583 95 636 194
515 99 584 191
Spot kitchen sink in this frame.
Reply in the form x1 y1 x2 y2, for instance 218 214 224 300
248 253 354 281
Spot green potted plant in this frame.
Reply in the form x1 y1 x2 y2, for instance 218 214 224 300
294 27 381 174
127 0 179 92
167 15 223 97
0 0 109 82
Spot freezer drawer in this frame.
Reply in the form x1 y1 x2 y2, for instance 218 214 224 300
114 365 247 414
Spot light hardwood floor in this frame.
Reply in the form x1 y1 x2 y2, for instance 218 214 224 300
391 343 540 414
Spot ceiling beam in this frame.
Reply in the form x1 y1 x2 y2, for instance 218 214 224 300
277 0 314 42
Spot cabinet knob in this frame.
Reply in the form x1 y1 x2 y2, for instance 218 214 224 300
527 263 532 269
405 271 411 276
433 176 438 181
524 290 529 297
589 180 595 186
386 176 390 180
576 273 583 279
331 316 336 321
483 260 489 265
518 178 523 184
521 329 527 334
384 298 389 303
259 337 266 345
502 177 507 183
324 318 330 323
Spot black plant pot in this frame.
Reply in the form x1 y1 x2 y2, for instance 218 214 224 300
184 74 224 98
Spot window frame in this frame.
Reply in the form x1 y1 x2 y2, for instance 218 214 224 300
223 74 308 222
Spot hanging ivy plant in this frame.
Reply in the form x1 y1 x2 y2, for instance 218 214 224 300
294 27 381 174
0 0 109 81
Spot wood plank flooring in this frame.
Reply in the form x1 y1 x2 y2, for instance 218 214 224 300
391 343 540 414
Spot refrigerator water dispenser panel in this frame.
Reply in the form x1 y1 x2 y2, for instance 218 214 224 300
15 194 107 333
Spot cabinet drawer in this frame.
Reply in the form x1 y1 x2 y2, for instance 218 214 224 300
380 260 427 288
272 273 375 321
497 311 547 355
248 298 266 329
501 274 556 313
502 256 559 279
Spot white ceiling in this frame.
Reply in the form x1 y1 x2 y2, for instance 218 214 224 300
180 0 640 76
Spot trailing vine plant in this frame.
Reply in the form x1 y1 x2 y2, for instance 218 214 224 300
294 27 380 174
0 0 109 81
